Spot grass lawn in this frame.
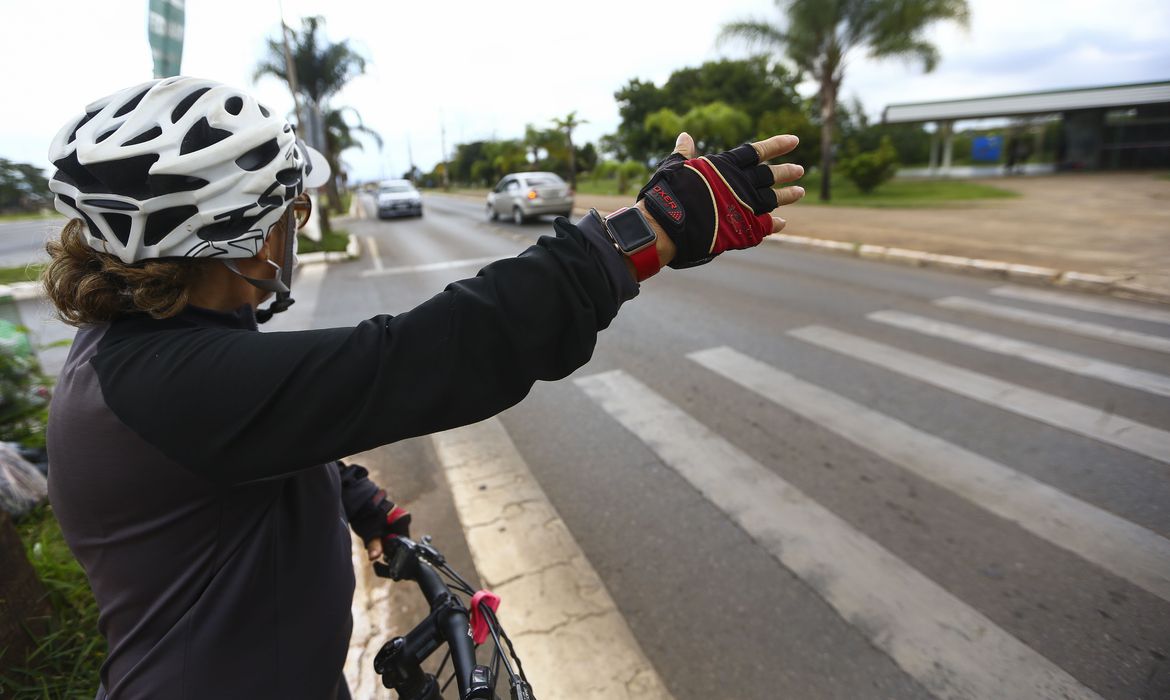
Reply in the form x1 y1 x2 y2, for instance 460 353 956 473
801 177 1017 208
297 227 350 254
3 505 105 698
0 211 61 223
0 263 44 285
574 179 640 197
575 175 1016 208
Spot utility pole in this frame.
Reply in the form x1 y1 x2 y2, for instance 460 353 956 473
439 115 450 191
407 136 416 180
277 1 306 142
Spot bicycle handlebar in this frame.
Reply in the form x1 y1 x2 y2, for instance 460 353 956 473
372 537 521 700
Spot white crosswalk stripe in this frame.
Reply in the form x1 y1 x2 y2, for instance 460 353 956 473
575 369 1103 700
688 346 1170 603
868 309 1170 398
934 296 1170 354
789 325 1170 464
990 285 1170 325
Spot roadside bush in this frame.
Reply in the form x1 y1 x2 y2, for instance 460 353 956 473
837 136 899 194
0 321 51 450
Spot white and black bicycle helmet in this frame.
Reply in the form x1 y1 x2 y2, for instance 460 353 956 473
48 76 329 265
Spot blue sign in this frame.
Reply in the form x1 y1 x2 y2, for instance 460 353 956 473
972 135 1003 162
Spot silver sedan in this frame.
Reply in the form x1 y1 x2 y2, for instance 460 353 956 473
486 172 574 224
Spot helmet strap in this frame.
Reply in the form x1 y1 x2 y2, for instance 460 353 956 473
223 207 298 324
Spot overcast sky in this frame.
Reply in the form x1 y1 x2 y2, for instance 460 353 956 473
2 0 1168 181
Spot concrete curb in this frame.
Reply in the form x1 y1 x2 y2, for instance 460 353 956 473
433 419 674 699
765 234 1170 306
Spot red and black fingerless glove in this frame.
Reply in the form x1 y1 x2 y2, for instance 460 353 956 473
351 488 412 544
637 143 776 268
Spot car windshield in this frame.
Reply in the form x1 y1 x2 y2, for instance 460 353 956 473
381 185 414 193
523 176 562 187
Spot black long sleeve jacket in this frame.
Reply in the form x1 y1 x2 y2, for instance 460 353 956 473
46 215 636 699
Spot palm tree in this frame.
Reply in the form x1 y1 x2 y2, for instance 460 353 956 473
551 112 588 191
254 16 369 222
719 0 969 201
323 107 382 214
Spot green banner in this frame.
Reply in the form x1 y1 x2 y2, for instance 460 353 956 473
148 0 185 78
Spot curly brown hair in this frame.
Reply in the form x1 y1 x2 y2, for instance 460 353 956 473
42 220 218 326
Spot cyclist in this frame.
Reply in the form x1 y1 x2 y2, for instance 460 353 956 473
43 76 804 699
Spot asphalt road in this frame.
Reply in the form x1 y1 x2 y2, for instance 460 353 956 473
0 217 63 267
268 193 1169 700
22 194 1168 698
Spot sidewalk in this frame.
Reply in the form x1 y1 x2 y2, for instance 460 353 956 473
439 172 1170 302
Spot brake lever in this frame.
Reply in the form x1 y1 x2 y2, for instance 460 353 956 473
374 536 420 581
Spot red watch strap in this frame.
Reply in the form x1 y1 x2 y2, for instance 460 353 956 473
629 242 661 282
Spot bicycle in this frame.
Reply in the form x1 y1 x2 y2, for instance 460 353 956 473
372 535 536 700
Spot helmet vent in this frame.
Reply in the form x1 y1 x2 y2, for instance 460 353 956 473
144 205 198 246
84 154 161 200
274 167 302 186
225 96 243 115
52 151 104 192
180 118 232 155
79 212 105 241
235 138 280 171
83 198 139 211
259 104 271 118
122 126 163 147
148 173 209 196
114 87 151 118
171 87 212 123
67 110 100 144
102 213 132 246
95 127 121 144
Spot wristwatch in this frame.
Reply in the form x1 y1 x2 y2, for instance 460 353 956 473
602 206 661 282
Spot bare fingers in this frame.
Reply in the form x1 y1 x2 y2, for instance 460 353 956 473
752 134 799 163
769 162 804 186
775 185 806 208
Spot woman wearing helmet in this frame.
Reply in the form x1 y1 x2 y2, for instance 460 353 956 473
44 77 804 699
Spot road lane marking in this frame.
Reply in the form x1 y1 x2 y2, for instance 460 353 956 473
359 255 500 278
432 418 673 700
934 296 1170 354
990 285 1170 325
689 346 1170 603
576 370 1102 700
789 326 1170 464
365 235 384 272
869 310 1170 398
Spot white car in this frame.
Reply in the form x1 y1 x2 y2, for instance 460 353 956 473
486 172 574 225
376 180 423 219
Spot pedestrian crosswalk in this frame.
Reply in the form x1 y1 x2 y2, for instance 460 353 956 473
563 286 1169 699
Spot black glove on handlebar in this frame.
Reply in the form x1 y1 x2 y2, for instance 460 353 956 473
351 488 412 544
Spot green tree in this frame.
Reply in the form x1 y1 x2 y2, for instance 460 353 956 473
719 0 969 201
255 16 369 225
0 159 51 213
612 58 803 163
551 112 589 190
756 104 820 169
322 106 381 211
524 124 560 167
645 102 753 154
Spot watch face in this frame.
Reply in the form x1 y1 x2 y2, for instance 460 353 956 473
607 208 656 254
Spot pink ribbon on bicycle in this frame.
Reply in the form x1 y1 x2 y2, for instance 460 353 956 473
468 590 501 645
